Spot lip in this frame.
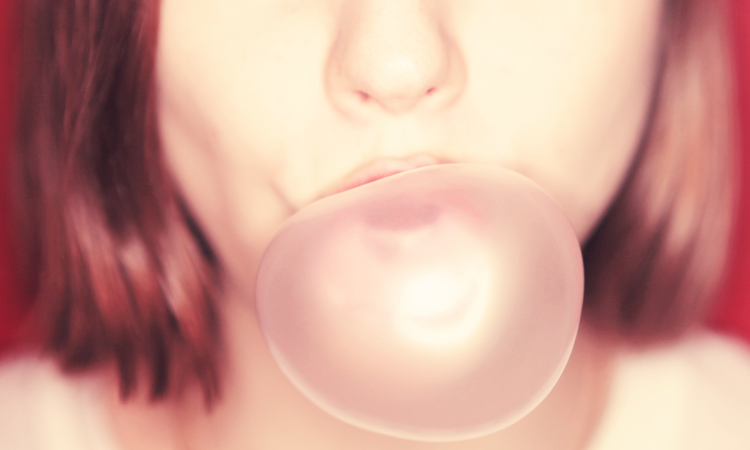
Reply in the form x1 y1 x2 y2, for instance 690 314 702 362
330 155 447 195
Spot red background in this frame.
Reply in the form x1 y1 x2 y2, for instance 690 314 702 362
0 0 23 353
712 0 750 343
1 1 750 352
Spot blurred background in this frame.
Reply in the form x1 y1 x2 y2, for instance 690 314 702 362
1 0 749 354
0 0 23 354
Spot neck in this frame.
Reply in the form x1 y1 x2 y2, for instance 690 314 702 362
107 283 615 450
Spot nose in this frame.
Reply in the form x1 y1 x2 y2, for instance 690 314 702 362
326 1 465 117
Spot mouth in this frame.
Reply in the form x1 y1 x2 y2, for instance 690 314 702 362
330 154 447 195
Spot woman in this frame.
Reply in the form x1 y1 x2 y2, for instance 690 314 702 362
2 0 749 449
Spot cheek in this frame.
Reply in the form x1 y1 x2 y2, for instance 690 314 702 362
157 67 294 281
451 0 661 240
156 0 315 277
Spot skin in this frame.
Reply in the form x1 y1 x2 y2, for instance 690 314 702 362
108 0 664 449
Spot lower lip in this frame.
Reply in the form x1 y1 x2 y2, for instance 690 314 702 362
335 156 445 194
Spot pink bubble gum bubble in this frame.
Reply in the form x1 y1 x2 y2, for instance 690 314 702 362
255 164 584 442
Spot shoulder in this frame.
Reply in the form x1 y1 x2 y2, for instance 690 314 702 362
670 332 750 448
588 330 750 450
0 355 121 450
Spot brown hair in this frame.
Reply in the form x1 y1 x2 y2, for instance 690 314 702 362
15 0 222 402
13 0 736 401
583 0 737 343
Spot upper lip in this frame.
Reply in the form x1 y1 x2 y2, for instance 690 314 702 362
329 154 447 195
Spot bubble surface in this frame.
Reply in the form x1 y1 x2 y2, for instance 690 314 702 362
255 164 584 441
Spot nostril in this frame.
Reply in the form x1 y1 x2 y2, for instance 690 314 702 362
325 4 466 118
357 91 371 102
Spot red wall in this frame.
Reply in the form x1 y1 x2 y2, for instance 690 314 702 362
1 1 750 351
711 0 750 342
0 0 24 353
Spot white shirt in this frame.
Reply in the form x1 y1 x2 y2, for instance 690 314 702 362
0 356 120 450
587 331 750 450
1 331 749 450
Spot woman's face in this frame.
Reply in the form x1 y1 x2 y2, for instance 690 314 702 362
157 0 662 284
